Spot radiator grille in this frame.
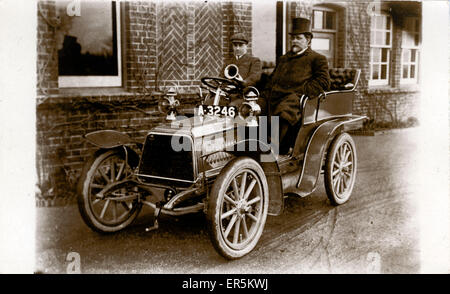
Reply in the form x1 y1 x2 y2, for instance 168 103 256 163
138 134 195 182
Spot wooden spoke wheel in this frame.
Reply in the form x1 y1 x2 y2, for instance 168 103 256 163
207 157 269 259
77 149 141 233
324 132 357 205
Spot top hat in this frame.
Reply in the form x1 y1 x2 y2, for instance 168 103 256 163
289 17 313 37
230 32 249 44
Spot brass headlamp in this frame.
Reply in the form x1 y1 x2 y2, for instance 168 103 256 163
158 86 180 121
238 86 261 127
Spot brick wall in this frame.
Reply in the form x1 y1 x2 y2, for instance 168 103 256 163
124 1 157 91
36 1 58 95
222 1 253 59
35 0 251 200
345 1 371 116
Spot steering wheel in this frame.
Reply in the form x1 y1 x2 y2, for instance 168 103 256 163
201 77 242 95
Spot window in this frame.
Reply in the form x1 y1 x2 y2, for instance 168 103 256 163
369 14 392 86
56 1 122 88
312 9 336 31
401 17 420 83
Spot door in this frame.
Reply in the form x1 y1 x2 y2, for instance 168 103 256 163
311 32 335 68
311 33 335 68
311 6 338 68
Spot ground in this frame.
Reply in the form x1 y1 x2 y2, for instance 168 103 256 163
36 128 423 274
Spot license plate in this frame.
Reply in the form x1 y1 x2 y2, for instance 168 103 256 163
198 105 236 117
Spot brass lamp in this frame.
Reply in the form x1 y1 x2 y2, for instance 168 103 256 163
158 87 180 121
238 86 261 127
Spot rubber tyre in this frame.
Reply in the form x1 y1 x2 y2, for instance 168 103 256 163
324 132 357 205
207 157 269 260
77 149 141 233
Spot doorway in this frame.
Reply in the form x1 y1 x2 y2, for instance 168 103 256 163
311 32 335 68
311 6 338 68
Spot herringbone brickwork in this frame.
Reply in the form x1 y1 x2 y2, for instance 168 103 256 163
156 2 188 81
194 1 223 79
35 1 422 206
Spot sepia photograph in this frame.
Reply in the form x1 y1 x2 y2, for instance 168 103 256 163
0 0 448 278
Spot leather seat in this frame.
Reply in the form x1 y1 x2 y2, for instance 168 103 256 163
328 68 358 91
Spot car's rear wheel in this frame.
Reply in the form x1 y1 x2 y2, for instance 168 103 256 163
324 132 357 205
77 149 141 233
207 157 269 259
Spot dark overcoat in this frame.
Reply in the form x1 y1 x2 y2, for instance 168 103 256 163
263 47 330 125
221 53 262 87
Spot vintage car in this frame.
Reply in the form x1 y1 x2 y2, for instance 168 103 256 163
77 66 367 259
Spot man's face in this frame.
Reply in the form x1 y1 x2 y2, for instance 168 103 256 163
232 42 248 57
291 34 309 53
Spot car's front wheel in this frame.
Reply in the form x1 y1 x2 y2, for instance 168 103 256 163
207 157 269 259
77 149 142 233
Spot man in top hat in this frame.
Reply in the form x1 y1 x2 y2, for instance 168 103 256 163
262 17 330 154
221 32 262 88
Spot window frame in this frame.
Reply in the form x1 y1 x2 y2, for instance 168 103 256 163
58 1 122 88
369 13 393 87
400 17 420 84
312 6 338 33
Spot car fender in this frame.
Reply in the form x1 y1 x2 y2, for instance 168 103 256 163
296 115 367 197
84 130 141 169
83 130 137 148
226 138 284 216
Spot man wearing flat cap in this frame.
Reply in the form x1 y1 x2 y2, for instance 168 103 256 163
221 32 262 88
262 18 330 153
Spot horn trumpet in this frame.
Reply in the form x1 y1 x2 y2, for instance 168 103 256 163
224 64 243 81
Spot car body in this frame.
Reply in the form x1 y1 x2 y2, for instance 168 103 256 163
77 68 367 259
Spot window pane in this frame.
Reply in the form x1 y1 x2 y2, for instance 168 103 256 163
403 65 409 78
57 1 117 76
403 32 414 47
325 12 335 29
385 32 390 45
375 31 383 45
402 50 409 63
376 16 384 29
411 49 416 62
372 48 381 63
385 16 391 29
381 48 388 62
410 65 415 78
381 64 387 79
372 65 379 80
314 11 323 29
311 38 330 50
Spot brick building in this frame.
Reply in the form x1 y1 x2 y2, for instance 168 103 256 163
36 0 422 200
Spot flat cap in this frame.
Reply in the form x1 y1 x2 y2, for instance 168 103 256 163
230 33 249 44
